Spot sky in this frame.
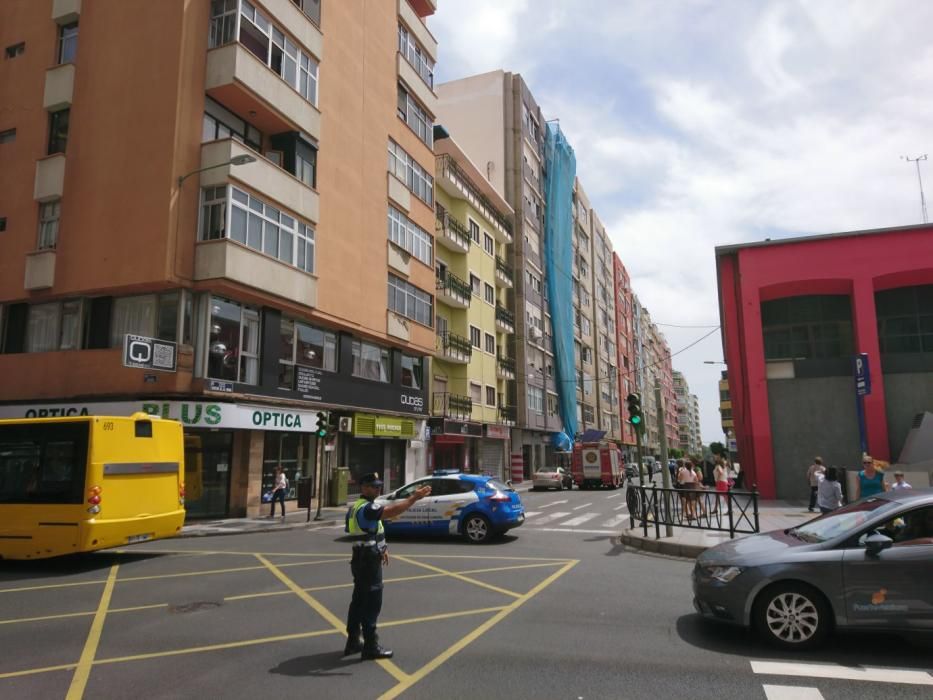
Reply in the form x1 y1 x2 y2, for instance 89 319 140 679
429 0 933 444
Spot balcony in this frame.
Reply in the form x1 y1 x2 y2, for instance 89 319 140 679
433 392 471 421
397 53 437 119
435 331 471 365
200 139 319 223
43 64 75 111
495 256 513 288
205 43 320 140
522 160 541 193
194 238 317 307
34 155 66 202
523 199 544 232
436 154 512 244
496 355 516 380
434 209 470 254
436 271 471 309
498 405 517 427
495 305 514 334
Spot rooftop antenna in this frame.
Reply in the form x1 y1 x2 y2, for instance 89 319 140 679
901 154 929 224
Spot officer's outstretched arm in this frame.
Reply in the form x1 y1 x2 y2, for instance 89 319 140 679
380 485 432 520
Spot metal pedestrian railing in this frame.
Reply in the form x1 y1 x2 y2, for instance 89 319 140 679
626 482 760 539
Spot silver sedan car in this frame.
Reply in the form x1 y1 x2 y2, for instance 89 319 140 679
693 489 933 649
532 467 573 491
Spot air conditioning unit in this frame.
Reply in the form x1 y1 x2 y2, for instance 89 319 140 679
528 328 540 342
338 416 353 433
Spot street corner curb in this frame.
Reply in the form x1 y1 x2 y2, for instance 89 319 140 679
619 531 706 559
178 518 340 539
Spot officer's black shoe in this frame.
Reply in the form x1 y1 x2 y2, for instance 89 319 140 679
361 644 393 660
343 637 363 656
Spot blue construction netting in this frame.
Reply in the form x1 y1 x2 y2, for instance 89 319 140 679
543 123 577 448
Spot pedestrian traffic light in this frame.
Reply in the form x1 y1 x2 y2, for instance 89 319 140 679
315 411 327 438
626 393 644 432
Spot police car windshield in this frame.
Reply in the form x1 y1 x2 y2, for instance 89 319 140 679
486 479 512 492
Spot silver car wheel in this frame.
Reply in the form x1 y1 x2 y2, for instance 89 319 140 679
465 515 489 542
765 592 819 643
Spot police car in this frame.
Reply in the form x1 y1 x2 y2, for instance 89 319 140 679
375 471 524 543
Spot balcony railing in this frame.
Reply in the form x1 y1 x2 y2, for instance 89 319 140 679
436 154 512 240
433 392 472 420
495 256 513 286
436 271 471 307
497 355 516 379
498 404 517 426
435 208 471 252
436 331 472 364
495 305 514 332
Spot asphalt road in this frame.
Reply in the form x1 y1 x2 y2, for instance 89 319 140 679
1 485 930 699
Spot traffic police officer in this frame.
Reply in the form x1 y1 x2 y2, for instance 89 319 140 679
344 472 431 659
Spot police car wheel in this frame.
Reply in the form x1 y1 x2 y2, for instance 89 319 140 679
462 514 492 543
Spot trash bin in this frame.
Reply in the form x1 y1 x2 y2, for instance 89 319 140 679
330 467 349 506
297 476 312 509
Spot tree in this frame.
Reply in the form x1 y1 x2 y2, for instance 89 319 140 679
709 441 726 456
668 447 684 459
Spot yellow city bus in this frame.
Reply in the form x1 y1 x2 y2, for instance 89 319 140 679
0 412 186 560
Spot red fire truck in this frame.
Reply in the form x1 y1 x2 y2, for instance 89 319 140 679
571 440 623 489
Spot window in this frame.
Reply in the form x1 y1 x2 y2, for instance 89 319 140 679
486 386 496 406
5 42 25 59
581 345 592 364
25 300 82 353
0 129 15 144
397 23 434 88
484 333 495 354
397 83 433 147
470 382 482 405
761 295 854 360
527 385 544 414
483 233 494 255
352 339 390 382
526 271 541 294
296 150 316 188
468 219 480 243
547 394 558 416
202 97 262 150
876 285 933 354
277 317 337 389
388 274 433 327
209 0 318 106
58 22 78 64
0 422 88 505
47 109 69 154
387 140 433 205
0 218 6 232
484 283 495 305
37 200 61 250
388 206 433 266
200 185 315 273
400 355 423 389
109 292 181 347
470 274 481 296
469 326 481 348
290 0 321 25
208 297 260 384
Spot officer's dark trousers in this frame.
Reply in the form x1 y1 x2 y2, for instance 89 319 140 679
346 546 383 647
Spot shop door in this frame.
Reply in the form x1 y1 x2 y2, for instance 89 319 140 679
347 439 386 496
184 430 233 520
384 441 406 492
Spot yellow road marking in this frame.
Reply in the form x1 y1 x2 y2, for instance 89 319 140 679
394 555 522 599
0 579 106 594
380 606 506 627
254 554 410 684
65 563 118 700
379 559 579 700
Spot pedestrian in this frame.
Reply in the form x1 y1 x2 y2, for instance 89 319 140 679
344 472 431 660
269 466 287 518
856 455 887 500
712 458 729 514
677 459 698 521
816 467 843 514
891 470 912 491
806 457 825 512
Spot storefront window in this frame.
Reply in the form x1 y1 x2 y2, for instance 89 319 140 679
183 430 233 519
262 431 313 500
208 297 260 384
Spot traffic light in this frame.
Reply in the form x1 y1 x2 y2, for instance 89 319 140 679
326 412 339 437
626 393 644 432
315 411 327 438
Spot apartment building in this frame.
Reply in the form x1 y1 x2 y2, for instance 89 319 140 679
429 129 515 478
719 370 734 452
435 71 562 479
613 253 637 459
590 214 620 441
0 0 439 517
572 181 598 435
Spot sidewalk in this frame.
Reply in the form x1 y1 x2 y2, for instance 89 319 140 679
619 500 816 558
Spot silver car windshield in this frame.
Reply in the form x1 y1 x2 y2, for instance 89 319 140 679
790 497 900 543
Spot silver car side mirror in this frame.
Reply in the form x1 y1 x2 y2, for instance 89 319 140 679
865 531 893 556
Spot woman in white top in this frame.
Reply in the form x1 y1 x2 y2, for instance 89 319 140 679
817 467 843 514
677 460 698 520
270 465 288 518
712 461 729 513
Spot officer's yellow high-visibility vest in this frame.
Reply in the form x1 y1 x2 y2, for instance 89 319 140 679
347 497 385 542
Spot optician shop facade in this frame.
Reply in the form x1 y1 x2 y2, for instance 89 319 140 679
0 398 428 519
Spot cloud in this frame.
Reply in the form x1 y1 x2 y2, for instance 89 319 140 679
431 0 933 441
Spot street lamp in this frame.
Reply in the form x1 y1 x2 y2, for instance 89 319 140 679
177 153 256 188
703 360 726 365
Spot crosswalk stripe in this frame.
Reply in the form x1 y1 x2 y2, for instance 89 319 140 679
538 500 567 509
603 515 627 528
606 493 623 499
571 503 592 511
763 685 823 699
751 660 933 686
533 512 571 525
523 512 540 518
535 528 615 535
613 504 628 511
560 513 599 527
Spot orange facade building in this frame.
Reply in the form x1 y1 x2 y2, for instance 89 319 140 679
0 0 439 517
